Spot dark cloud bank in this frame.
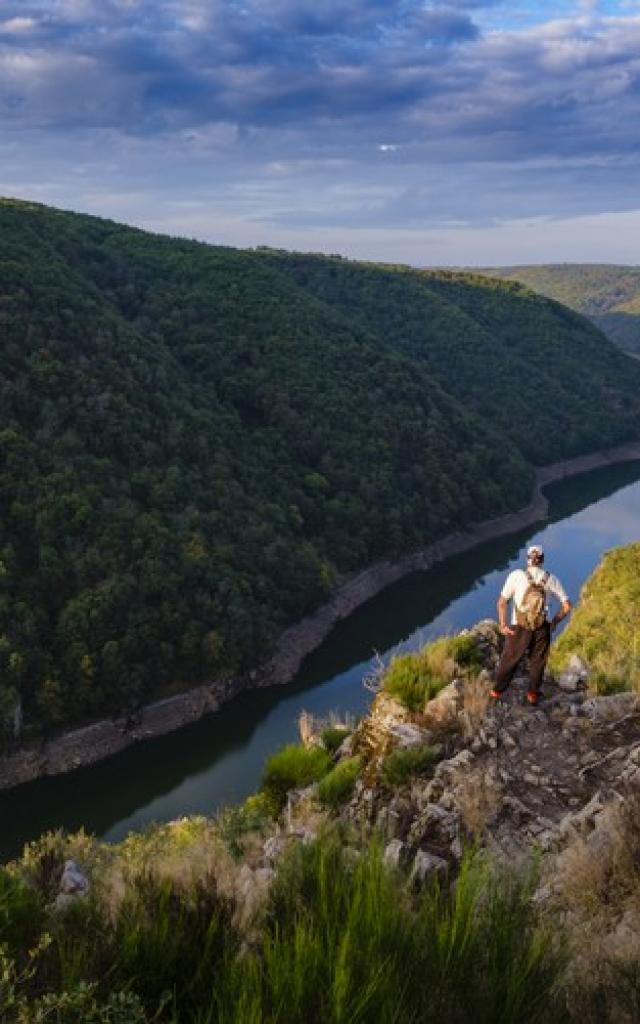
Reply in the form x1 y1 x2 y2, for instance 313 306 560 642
1 1 639 257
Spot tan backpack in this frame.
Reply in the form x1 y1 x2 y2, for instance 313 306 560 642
515 569 549 630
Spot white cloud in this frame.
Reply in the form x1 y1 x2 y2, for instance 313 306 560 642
0 17 39 33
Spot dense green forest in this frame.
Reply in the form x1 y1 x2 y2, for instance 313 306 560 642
477 264 640 355
1 198 640 741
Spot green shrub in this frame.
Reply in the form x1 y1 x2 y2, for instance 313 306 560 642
447 634 484 671
110 871 236 1018
0 867 46 956
320 726 351 754
217 793 272 857
383 654 446 712
260 744 331 814
26 984 149 1024
0 829 565 1024
318 757 361 810
381 745 438 788
382 634 482 712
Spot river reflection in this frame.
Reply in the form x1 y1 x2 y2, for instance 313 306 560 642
2 460 640 862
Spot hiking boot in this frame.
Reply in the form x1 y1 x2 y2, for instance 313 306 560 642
526 691 540 707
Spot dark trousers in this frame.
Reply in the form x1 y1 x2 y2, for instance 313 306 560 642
494 623 551 695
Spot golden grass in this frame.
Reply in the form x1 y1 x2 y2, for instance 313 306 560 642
459 674 491 739
550 543 640 694
457 768 502 837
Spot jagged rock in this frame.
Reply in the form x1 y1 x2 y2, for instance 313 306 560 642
409 802 459 846
581 693 640 723
50 860 89 913
557 672 584 693
450 837 463 860
434 749 475 784
556 793 605 840
376 797 407 839
59 860 89 896
501 795 532 825
263 835 286 862
387 722 430 748
353 693 411 766
567 654 590 680
383 839 405 868
336 735 354 759
557 658 589 693
421 680 464 732
411 849 448 885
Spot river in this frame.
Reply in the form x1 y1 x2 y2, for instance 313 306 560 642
2 460 640 863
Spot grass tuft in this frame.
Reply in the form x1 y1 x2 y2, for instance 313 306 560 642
381 745 439 787
550 542 640 693
260 743 331 814
317 757 361 809
383 634 483 712
320 725 351 754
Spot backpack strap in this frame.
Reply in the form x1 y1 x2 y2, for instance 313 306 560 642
526 568 549 590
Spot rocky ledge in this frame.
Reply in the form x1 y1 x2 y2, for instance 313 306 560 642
258 621 640 890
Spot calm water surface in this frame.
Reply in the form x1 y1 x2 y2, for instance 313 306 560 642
2 461 640 862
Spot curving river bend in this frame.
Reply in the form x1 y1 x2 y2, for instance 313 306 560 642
2 460 640 863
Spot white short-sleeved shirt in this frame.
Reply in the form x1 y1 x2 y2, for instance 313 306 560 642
500 565 569 625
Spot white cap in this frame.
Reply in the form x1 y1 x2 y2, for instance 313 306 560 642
527 544 544 559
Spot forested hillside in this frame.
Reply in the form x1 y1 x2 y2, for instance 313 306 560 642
477 264 640 355
1 198 640 741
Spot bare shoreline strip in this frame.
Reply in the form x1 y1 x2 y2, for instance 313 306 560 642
2 440 640 792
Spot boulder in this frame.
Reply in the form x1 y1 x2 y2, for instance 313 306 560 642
59 860 89 896
421 680 464 732
566 654 591 680
410 850 448 885
387 722 430 749
50 860 89 913
263 835 287 862
557 672 585 693
582 693 640 723
383 839 405 868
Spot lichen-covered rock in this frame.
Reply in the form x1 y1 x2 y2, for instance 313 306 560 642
383 839 405 868
387 722 430 748
410 849 448 885
263 835 287 863
59 860 89 896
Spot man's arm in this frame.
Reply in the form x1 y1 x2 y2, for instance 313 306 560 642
497 596 515 637
550 599 572 631
547 575 572 631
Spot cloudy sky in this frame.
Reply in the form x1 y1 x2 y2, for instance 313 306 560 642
1 0 639 263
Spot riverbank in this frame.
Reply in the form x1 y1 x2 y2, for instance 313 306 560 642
3 440 640 791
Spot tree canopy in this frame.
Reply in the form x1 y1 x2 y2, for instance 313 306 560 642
477 263 640 355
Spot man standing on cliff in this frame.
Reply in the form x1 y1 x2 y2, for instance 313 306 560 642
490 545 572 706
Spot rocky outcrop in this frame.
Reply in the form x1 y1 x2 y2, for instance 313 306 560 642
52 859 90 912
307 620 640 885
